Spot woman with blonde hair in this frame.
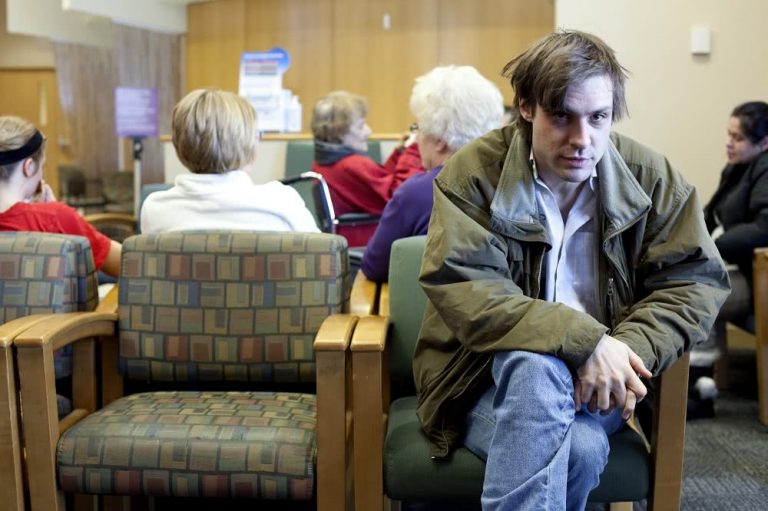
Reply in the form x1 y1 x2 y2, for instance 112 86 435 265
0 115 121 276
140 88 318 234
311 91 423 246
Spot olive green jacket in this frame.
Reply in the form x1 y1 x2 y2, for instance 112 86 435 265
414 126 731 458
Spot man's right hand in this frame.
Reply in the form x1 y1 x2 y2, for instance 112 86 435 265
574 334 652 420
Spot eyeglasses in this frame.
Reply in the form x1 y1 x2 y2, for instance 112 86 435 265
409 123 419 134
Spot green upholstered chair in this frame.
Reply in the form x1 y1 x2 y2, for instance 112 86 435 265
284 139 383 179
16 231 356 511
351 236 691 511
0 232 99 511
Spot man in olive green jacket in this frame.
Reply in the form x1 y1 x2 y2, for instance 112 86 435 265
414 31 730 510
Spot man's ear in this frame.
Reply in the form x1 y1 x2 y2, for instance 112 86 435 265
436 139 450 155
519 100 535 122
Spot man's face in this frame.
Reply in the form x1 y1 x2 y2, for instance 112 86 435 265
521 74 614 187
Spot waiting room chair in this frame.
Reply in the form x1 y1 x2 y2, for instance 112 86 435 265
751 248 768 425
101 170 135 214
16 230 355 511
57 165 106 213
83 212 137 243
350 235 691 511
284 140 383 179
0 232 100 511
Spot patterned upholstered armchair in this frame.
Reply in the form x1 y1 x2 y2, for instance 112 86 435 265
0 232 99 511
15 231 355 511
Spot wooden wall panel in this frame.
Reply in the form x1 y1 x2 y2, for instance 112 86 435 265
437 0 555 106
54 43 118 190
185 0 555 132
245 0 333 132
333 0 439 132
0 69 64 195
187 0 246 93
114 24 182 186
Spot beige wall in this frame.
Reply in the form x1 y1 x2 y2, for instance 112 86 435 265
556 0 768 200
0 0 54 67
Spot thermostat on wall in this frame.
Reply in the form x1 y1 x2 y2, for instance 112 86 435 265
690 26 711 55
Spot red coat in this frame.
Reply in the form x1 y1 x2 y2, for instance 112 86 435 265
312 143 424 247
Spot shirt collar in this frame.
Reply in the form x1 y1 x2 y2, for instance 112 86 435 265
529 150 599 191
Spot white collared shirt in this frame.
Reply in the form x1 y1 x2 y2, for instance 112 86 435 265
532 158 601 320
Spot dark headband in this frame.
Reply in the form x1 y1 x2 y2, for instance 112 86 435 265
0 130 44 166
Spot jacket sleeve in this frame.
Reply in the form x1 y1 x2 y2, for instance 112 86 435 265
714 155 768 263
419 177 610 370
610 182 731 374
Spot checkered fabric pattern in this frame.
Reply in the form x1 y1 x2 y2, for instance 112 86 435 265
57 231 350 500
0 232 98 377
117 231 350 382
58 391 317 499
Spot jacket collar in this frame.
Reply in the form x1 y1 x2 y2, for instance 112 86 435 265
489 129 651 240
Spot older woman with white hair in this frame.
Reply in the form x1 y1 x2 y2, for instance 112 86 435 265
361 65 504 281
141 89 318 234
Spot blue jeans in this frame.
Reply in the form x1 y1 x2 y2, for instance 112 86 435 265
463 351 624 511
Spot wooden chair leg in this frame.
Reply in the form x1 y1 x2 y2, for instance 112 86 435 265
609 502 633 511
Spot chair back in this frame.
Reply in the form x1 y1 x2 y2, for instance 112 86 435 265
388 236 427 399
285 140 384 179
0 232 99 376
117 231 351 383
102 170 134 214
281 172 336 233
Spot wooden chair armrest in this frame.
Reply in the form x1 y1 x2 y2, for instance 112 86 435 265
0 314 56 348
351 315 390 510
16 311 118 508
315 314 357 510
649 351 689 509
83 212 136 227
14 311 117 352
315 314 358 352
379 282 390 317
95 284 119 313
350 271 380 316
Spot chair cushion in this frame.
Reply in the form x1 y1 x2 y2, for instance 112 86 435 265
384 396 649 503
57 391 316 500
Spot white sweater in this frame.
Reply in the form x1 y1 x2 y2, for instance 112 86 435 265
140 171 320 234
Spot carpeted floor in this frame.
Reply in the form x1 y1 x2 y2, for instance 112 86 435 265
680 349 768 511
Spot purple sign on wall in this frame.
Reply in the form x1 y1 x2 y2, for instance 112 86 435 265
115 87 158 138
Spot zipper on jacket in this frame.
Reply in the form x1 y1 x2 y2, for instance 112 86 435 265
606 276 618 330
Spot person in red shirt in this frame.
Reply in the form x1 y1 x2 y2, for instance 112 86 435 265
310 91 424 247
0 115 121 276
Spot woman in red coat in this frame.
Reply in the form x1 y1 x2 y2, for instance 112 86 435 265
311 91 423 247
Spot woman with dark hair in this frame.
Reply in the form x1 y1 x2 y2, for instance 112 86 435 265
692 101 768 416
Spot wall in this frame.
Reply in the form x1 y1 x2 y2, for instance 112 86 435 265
187 0 555 132
556 0 768 199
0 0 53 67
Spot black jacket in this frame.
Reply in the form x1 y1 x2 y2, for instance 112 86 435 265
704 151 768 282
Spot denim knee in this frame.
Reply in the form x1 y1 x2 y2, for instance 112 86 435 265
492 350 574 397
569 413 611 477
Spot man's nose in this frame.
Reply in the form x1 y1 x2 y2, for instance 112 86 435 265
569 119 590 148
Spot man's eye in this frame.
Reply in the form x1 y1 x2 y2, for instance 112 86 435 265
591 113 608 122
